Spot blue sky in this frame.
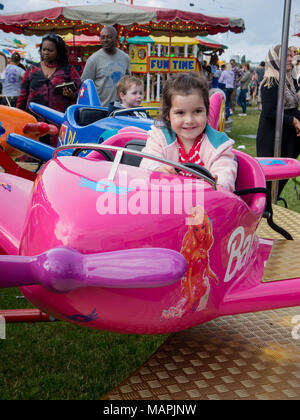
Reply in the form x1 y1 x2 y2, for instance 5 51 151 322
1 0 299 63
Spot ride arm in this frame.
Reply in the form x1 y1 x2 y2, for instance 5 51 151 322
28 102 64 126
0 147 36 181
7 133 55 162
7 134 73 162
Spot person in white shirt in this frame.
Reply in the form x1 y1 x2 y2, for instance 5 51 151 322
0 52 25 107
81 26 131 107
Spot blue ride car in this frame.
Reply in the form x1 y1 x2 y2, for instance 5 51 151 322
7 80 157 161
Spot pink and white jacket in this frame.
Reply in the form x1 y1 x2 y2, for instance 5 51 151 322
140 124 238 192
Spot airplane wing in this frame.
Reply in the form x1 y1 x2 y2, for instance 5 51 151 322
256 157 300 181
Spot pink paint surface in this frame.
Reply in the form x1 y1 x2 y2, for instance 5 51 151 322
1 134 300 334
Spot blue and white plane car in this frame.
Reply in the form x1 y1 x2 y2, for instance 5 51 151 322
6 80 156 161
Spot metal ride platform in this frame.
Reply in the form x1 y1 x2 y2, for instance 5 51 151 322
104 205 300 400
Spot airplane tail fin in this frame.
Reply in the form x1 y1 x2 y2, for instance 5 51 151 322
77 80 101 107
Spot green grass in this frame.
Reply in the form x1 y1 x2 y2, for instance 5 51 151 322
229 106 259 157
0 288 167 400
0 320 166 400
1 106 300 400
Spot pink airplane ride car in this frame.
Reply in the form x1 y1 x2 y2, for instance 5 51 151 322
1 91 300 335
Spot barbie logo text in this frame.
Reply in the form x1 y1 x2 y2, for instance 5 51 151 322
224 227 255 283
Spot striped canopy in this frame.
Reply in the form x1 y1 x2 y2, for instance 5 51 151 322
0 3 245 37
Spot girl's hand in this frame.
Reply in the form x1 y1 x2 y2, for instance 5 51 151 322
213 175 224 189
293 118 300 136
155 165 177 174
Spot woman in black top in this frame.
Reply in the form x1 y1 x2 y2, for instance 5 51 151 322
256 45 300 197
17 34 81 146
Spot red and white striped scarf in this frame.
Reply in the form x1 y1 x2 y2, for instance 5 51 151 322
177 134 204 177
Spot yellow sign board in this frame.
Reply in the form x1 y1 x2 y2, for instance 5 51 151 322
129 44 198 74
129 44 147 73
149 57 197 73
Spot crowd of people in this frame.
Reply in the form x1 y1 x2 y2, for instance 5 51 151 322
204 52 300 116
202 46 300 200
202 57 266 118
0 27 299 199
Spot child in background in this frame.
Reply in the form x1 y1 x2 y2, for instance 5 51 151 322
108 75 149 119
140 72 237 192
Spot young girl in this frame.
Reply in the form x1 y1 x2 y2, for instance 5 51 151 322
140 72 237 192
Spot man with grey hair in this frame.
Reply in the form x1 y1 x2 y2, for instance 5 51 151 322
81 26 131 106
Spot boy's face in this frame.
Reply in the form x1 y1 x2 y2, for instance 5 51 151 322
120 84 143 108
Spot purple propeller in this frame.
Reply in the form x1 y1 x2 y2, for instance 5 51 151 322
0 247 186 293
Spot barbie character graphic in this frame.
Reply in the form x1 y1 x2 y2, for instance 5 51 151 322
161 205 219 319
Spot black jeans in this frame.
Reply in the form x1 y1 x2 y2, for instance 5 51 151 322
238 89 248 114
225 88 233 119
0 96 18 107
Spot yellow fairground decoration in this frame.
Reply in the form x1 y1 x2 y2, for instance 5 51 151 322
129 45 147 73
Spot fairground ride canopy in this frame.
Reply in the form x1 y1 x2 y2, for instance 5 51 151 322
0 3 245 37
195 35 228 51
62 33 227 54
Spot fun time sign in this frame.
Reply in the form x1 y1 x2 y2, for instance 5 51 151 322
149 57 197 73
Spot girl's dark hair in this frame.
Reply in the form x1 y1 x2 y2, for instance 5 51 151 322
40 34 69 66
160 72 210 131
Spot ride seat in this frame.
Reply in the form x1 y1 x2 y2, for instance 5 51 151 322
121 139 146 167
76 107 108 126
233 150 266 215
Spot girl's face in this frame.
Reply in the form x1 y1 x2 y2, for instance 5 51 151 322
169 93 207 144
120 84 143 108
40 40 58 63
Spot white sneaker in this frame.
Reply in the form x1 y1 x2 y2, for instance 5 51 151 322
238 113 247 116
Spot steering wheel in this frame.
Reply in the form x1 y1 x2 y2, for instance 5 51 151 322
72 148 114 161
176 162 216 183
59 144 216 188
